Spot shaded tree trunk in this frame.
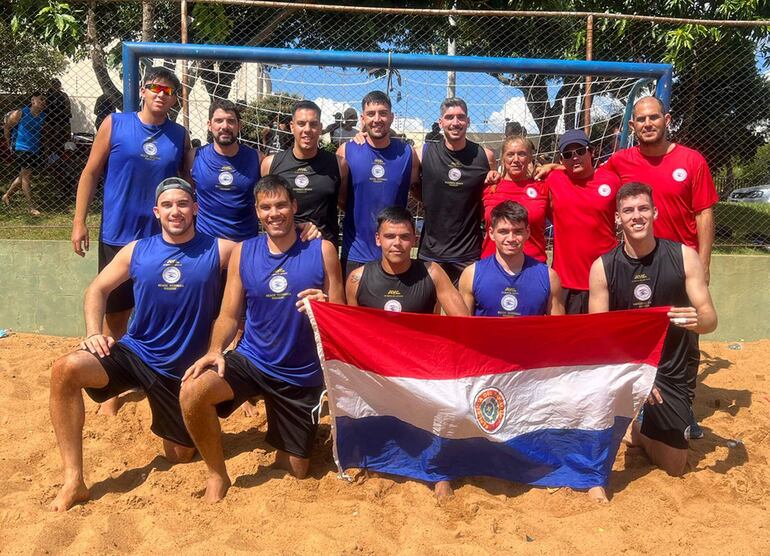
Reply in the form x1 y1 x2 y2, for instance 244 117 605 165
87 1 122 109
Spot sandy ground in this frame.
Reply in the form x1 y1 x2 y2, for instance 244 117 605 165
0 333 769 555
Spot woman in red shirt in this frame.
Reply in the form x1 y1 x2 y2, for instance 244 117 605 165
481 135 549 261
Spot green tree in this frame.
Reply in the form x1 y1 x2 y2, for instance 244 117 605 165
0 19 68 94
239 92 302 148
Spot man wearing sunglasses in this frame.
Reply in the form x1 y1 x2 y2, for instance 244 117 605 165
545 129 620 314
71 66 190 415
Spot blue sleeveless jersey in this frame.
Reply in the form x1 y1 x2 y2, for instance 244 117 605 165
472 255 550 317
120 233 221 379
192 143 261 241
14 106 46 153
342 140 412 262
101 112 186 245
236 235 325 387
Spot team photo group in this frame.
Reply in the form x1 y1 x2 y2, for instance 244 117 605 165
46 65 717 512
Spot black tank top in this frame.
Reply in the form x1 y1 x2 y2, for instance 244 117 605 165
418 140 490 262
601 238 699 389
270 149 341 245
357 260 437 314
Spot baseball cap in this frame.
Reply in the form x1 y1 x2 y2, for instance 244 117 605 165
155 177 195 203
558 129 591 152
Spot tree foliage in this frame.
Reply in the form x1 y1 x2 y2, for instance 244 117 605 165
0 19 68 94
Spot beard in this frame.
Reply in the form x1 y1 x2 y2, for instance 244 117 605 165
214 132 237 146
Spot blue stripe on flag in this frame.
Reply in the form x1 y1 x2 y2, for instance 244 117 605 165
335 415 630 488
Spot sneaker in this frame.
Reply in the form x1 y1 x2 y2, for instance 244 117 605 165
688 416 704 440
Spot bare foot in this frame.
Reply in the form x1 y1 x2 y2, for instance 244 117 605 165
203 473 231 503
1 194 9 207
588 486 609 503
240 399 260 417
623 420 641 446
434 480 454 499
50 480 90 512
29 208 41 216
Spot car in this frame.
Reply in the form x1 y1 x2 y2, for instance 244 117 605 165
727 185 770 203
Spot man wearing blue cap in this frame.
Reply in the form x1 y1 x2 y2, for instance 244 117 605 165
545 129 621 314
48 177 234 512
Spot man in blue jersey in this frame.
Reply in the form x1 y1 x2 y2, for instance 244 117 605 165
3 91 46 215
188 99 261 241
71 67 190 415
49 178 234 512
71 67 190 379
338 90 420 277
180 175 345 503
458 201 564 317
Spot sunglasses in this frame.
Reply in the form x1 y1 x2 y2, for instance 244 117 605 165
144 83 177 96
560 146 589 159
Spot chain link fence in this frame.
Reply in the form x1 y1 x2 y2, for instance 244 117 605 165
2 0 770 248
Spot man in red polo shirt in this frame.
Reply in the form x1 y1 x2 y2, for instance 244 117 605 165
602 96 718 283
546 129 620 314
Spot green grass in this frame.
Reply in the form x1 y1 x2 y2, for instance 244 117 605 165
714 201 770 247
0 211 100 240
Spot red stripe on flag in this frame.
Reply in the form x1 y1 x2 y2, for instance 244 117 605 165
309 302 670 380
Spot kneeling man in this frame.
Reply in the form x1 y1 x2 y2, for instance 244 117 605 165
181 175 344 503
589 182 717 477
459 200 564 316
346 205 468 497
49 178 233 511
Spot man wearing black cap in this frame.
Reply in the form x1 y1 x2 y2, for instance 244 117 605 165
48 177 234 512
545 129 621 314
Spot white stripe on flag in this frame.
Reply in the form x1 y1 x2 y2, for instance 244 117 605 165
326 361 656 443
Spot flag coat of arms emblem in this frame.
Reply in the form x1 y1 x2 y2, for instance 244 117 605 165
307 302 670 489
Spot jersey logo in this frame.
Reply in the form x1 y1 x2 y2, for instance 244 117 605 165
294 174 310 188
633 283 652 302
384 299 402 312
371 164 386 179
473 387 507 433
448 168 462 181
269 275 288 293
142 141 158 156
672 168 688 182
500 294 518 312
218 171 234 186
598 184 612 197
526 187 538 199
162 266 181 284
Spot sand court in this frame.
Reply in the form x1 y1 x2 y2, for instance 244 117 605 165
1 333 769 554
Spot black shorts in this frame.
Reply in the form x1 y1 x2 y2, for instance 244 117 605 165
564 288 590 315
430 259 475 287
640 378 693 450
98 241 135 313
217 351 324 458
84 343 193 448
14 150 42 171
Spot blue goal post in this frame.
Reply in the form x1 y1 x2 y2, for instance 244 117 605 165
122 41 673 149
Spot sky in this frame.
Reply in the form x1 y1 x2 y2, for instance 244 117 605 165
246 64 634 137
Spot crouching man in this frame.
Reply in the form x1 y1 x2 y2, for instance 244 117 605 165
180 175 345 503
49 178 233 511
589 182 717 477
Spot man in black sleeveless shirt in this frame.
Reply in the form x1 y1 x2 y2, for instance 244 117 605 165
346 205 468 498
417 98 497 285
262 100 349 246
589 182 717 478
